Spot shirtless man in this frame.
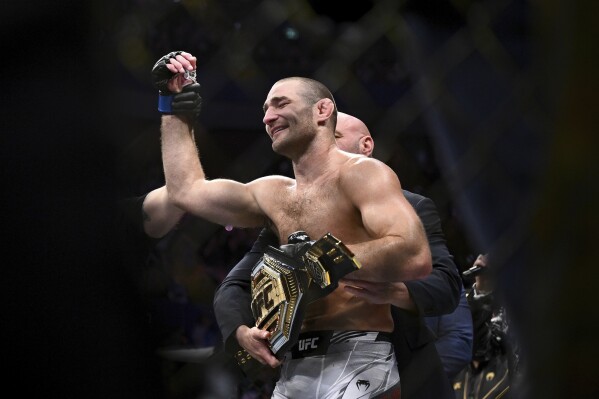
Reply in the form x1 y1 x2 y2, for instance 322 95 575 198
155 51 432 397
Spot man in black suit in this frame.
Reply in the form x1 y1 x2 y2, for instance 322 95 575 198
213 112 469 398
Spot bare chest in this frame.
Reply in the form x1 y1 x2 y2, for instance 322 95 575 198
272 182 358 243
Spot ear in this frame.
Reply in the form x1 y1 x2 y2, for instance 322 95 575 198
315 99 335 125
360 136 374 157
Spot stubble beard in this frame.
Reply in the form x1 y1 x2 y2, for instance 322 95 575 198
271 110 315 158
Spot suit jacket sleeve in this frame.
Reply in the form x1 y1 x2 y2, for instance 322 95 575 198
404 195 462 316
213 228 278 355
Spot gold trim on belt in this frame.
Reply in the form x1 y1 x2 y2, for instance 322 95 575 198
250 232 361 357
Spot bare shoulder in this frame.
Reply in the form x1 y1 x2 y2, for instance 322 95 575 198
340 155 399 185
251 175 295 187
248 174 295 196
339 155 406 211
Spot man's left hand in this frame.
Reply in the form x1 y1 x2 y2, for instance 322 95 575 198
152 51 201 118
341 278 417 311
236 325 281 368
152 51 197 93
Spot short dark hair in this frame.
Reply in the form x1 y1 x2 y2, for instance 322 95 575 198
279 77 337 127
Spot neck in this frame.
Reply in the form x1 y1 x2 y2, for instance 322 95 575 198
292 139 339 184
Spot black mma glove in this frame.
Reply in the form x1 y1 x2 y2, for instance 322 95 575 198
152 51 182 93
279 230 314 258
251 228 280 253
280 231 361 300
169 83 202 116
151 51 202 118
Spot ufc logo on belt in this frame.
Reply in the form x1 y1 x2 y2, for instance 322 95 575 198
298 337 319 351
251 281 276 322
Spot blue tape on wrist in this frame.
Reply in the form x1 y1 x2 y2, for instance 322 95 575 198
158 94 173 113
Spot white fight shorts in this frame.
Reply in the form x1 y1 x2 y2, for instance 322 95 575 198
272 331 401 399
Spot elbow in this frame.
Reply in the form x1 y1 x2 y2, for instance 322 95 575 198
143 212 184 239
143 224 170 239
416 263 432 281
395 248 432 282
166 177 205 213
167 186 189 211
422 249 433 276
387 241 433 282
171 195 187 212
413 247 433 280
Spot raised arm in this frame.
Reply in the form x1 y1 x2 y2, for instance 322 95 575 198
153 51 274 229
160 115 268 228
342 159 432 282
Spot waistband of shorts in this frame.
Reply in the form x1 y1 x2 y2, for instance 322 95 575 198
290 330 391 359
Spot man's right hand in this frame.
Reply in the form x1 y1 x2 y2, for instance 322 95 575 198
235 325 281 368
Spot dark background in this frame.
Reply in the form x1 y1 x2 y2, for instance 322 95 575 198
3 0 598 398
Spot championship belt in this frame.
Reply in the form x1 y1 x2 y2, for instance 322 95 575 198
250 232 361 358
